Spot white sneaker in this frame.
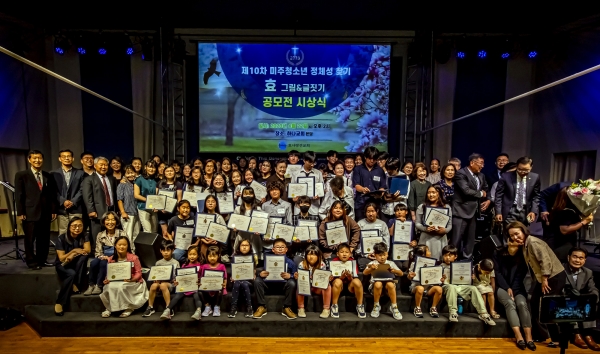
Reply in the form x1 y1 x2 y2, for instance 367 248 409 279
202 305 213 317
297 308 306 318
371 303 381 318
101 309 111 318
449 312 459 322
191 308 202 320
160 309 173 320
479 313 497 326
390 305 402 320
320 309 330 318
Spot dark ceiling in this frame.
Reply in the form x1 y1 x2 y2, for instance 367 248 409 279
2 2 600 34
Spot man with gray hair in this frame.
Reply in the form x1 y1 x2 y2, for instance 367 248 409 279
82 156 117 255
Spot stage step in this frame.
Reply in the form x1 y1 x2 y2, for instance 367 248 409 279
25 305 511 338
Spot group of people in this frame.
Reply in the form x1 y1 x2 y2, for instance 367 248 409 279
13 147 597 350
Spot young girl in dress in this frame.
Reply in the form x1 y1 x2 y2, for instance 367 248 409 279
407 244 443 318
415 185 452 260
357 203 391 269
167 246 205 320
199 195 226 256
158 165 183 239
473 258 500 319
100 236 148 318
294 244 332 319
167 200 195 263
228 239 256 318
200 246 228 317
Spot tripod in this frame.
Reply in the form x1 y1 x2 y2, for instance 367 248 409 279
0 181 25 264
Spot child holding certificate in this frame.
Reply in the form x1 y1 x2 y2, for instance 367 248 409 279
291 196 320 264
330 243 366 319
100 236 148 318
167 200 196 261
200 246 227 317
318 201 361 260
199 195 227 256
473 258 500 319
143 240 180 319
229 239 256 318
134 159 159 233
407 244 443 318
157 165 183 239
167 246 204 321
414 185 452 260
233 187 263 260
357 203 391 269
440 245 496 325
363 242 404 320
294 245 333 318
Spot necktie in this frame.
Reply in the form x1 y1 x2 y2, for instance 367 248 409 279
474 173 480 190
516 177 525 211
36 172 42 190
102 176 111 206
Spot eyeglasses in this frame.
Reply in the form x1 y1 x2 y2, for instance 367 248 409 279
273 246 287 250
517 169 531 173
70 224 84 229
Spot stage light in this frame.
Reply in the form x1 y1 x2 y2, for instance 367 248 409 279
141 37 153 61
73 33 86 55
501 52 510 59
98 48 107 55
78 47 86 55
457 51 465 59
124 34 134 55
54 36 69 55
478 50 487 58
528 51 538 58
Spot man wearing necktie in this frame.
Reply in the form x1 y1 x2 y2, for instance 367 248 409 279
15 150 57 270
82 156 117 256
486 153 509 187
495 156 540 227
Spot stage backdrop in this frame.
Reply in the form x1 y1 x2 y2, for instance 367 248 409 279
198 43 390 153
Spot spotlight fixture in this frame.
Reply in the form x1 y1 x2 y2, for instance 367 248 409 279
500 38 514 60
501 52 510 59
457 51 465 59
478 50 487 58
124 34 134 55
54 36 70 55
98 47 107 55
73 34 86 55
141 36 153 61
528 51 538 59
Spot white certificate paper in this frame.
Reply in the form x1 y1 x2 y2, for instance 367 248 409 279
158 189 176 198
228 213 252 231
420 265 443 285
148 265 173 281
176 267 198 276
182 191 197 203
392 243 411 261
206 222 230 244
293 226 310 241
285 164 302 178
176 274 199 293
361 236 383 255
329 260 357 277
394 220 413 243
231 262 254 281
194 213 216 237
174 226 194 250
145 195 166 210
265 255 286 281
264 223 276 240
234 255 253 263
312 269 331 290
107 262 132 281
199 277 223 291
297 176 315 197
412 256 438 282
425 208 450 228
216 192 235 214
251 210 270 219
297 269 311 296
315 182 325 197
288 183 308 198
425 206 449 220
250 181 268 200
326 220 344 230
272 223 295 242
325 226 346 246
451 261 473 285
248 216 269 234
164 197 178 213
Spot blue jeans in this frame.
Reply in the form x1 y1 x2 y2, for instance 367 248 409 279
173 249 186 263
89 258 108 286
231 280 252 307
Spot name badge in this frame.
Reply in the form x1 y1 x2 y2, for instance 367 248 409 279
277 208 285 214
184 220 194 226
374 224 382 229
373 176 380 182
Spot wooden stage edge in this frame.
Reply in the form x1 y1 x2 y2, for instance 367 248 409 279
0 323 590 353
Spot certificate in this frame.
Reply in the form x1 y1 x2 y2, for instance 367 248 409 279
248 216 269 234
371 263 396 281
145 195 166 210
164 197 178 213
233 255 253 263
329 260 357 277
148 265 173 281
194 213 216 237
285 164 302 178
425 206 449 220
176 267 198 276
251 210 270 219
412 256 438 282
182 191 197 203
425 208 450 228
228 213 252 231
272 223 295 242
297 176 315 197
265 255 287 281
297 269 311 296
325 226 346 246
269 217 284 224
315 182 325 197
312 269 331 290
293 226 310 241
158 189 176 199
174 226 194 250
361 236 383 255
388 176 410 196
250 181 268 200
420 265 443 285
394 220 413 243
451 261 473 285
196 191 209 202
288 183 308 198
231 262 254 281
216 192 235 214
361 229 380 238
392 243 411 261
264 223 275 240
175 274 199 293
325 220 344 230
199 277 223 291
297 219 317 227
203 270 224 278
107 262 132 281
206 222 230 244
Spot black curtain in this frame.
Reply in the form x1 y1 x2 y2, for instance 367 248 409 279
186 54 199 161
451 58 507 176
80 53 133 161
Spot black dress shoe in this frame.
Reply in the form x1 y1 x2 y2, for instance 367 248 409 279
526 341 536 351
516 340 527 350
28 265 42 270
55 310 64 316
44 262 55 267
547 342 559 348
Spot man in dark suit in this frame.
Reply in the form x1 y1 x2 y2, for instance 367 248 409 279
486 153 509 187
563 247 600 350
451 153 490 259
14 150 57 270
82 156 117 255
52 149 86 235
494 156 541 226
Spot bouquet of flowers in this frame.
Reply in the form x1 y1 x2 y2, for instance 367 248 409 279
567 179 600 217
